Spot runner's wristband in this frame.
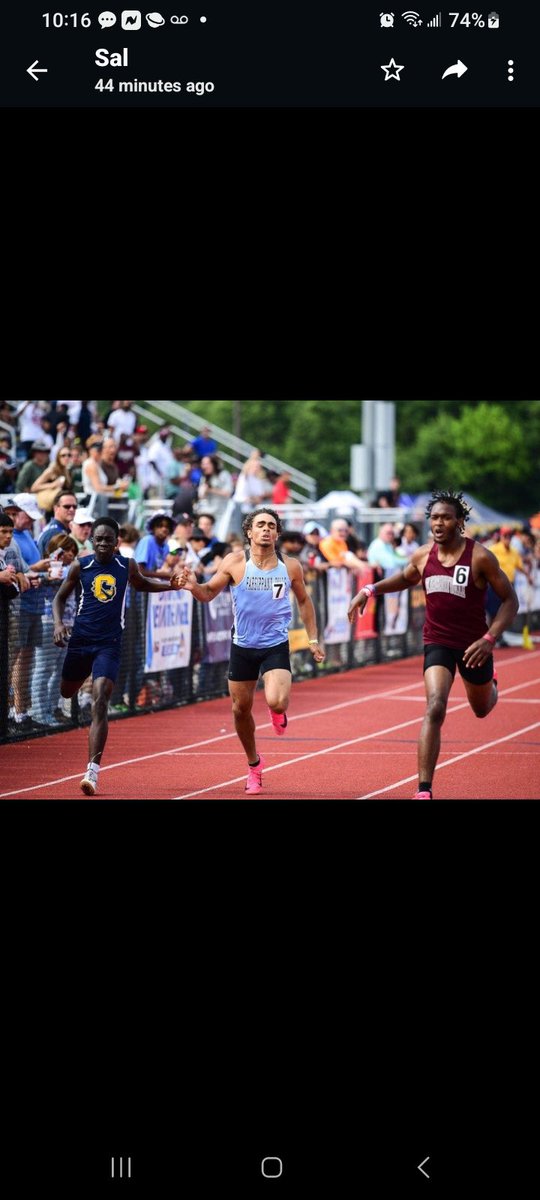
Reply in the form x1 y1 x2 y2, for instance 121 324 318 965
362 583 376 598
309 639 319 644
482 631 496 646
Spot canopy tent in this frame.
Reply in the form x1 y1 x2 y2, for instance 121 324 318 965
312 490 371 513
311 489 523 535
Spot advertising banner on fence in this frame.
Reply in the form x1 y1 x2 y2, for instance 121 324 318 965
145 589 193 673
353 567 378 640
203 589 233 663
515 566 540 615
383 567 408 635
324 567 353 644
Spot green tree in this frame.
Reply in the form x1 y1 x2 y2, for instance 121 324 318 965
282 400 361 496
397 402 532 510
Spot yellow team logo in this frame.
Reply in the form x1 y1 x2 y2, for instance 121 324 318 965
91 573 117 603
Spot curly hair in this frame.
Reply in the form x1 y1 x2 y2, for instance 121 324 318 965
426 490 472 526
241 506 283 539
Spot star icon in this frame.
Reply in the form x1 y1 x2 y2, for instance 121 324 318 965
381 57 405 81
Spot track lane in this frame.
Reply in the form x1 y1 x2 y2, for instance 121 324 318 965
1 647 538 800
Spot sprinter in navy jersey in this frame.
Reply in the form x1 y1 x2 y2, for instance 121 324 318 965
348 490 519 800
174 507 325 794
52 516 182 796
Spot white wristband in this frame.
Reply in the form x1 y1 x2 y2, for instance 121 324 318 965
362 583 376 598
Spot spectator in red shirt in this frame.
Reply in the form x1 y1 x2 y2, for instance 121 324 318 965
271 471 292 505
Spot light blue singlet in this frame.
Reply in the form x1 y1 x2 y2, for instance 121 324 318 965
231 555 292 649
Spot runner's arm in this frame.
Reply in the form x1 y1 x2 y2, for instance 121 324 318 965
128 557 183 592
52 560 81 642
171 552 237 602
348 553 422 622
288 559 325 660
469 545 519 649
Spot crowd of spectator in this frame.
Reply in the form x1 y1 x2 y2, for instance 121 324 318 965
1 404 300 543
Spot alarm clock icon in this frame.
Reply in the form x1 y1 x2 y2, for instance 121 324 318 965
380 12 395 27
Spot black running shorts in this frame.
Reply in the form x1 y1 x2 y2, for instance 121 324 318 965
228 639 292 682
423 643 494 685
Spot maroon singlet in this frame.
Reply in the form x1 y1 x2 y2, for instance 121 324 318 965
422 537 488 650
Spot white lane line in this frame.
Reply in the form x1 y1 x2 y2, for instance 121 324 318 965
356 720 540 798
0 680 423 798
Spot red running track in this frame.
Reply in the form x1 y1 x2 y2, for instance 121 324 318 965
1 646 539 800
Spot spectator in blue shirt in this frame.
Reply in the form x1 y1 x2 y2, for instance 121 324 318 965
191 425 217 460
134 512 176 578
37 491 78 555
367 523 405 572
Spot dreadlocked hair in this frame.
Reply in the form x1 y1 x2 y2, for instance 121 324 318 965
426 490 472 525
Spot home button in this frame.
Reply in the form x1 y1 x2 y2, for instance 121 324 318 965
261 1157 283 1178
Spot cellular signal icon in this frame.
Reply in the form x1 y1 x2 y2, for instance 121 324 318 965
427 12 442 25
402 10 422 24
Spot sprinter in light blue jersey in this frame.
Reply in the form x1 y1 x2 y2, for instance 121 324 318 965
174 507 325 794
52 516 183 796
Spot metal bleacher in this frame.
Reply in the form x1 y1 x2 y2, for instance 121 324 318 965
130 400 318 504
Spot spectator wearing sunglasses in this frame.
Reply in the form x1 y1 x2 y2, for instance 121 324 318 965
29 446 75 510
37 491 78 555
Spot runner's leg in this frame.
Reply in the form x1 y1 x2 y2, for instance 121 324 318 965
418 665 454 786
462 676 498 718
228 679 258 762
263 668 292 716
87 676 115 765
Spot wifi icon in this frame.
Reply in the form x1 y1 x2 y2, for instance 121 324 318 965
401 10 422 24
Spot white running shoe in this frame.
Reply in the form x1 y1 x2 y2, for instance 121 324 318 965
80 766 99 796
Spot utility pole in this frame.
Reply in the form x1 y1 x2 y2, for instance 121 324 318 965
350 400 395 501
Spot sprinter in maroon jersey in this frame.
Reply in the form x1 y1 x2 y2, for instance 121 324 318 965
348 490 519 799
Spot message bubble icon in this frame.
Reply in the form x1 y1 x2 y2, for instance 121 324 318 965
98 11 117 26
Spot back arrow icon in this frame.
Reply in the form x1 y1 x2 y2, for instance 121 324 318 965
442 60 468 79
417 1156 430 1179
27 60 48 82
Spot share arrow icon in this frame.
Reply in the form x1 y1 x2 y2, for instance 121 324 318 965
442 60 468 79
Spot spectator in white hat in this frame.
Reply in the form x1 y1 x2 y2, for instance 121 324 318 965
300 522 331 573
71 508 94 555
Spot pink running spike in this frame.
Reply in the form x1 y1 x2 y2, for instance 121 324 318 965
268 707 288 736
245 754 266 794
413 790 432 800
